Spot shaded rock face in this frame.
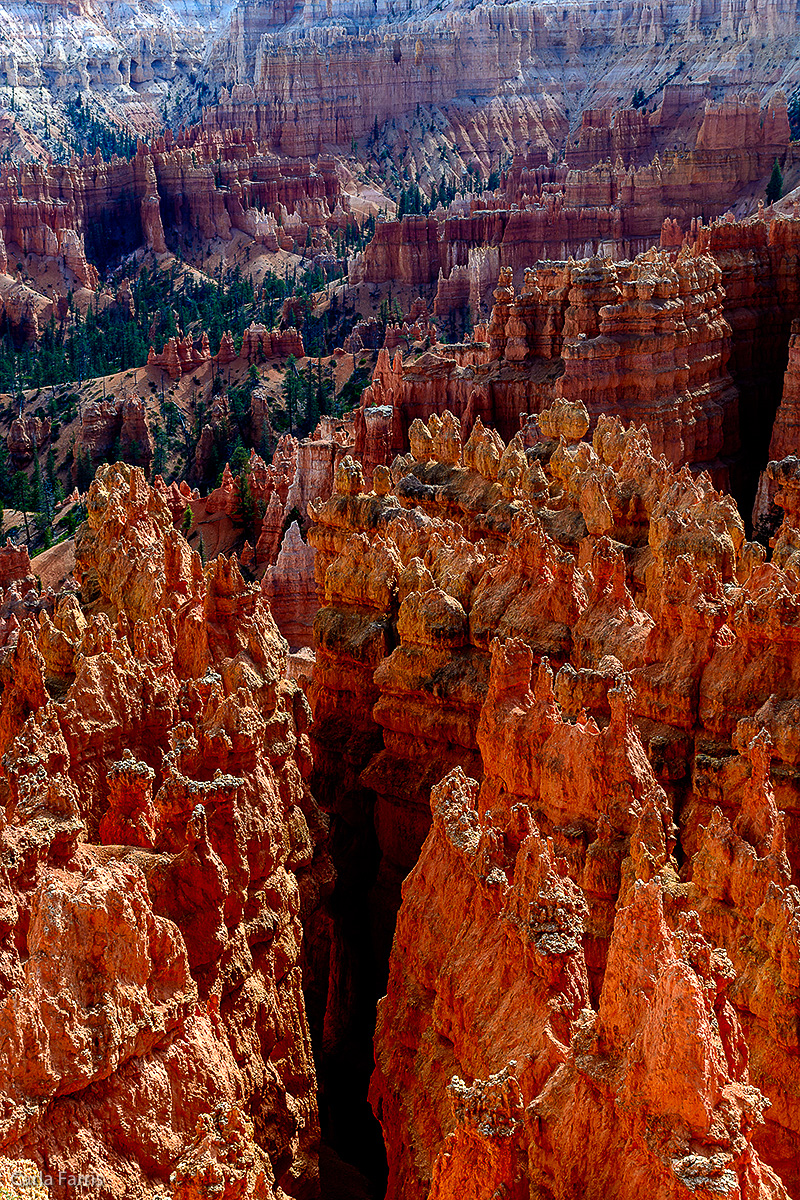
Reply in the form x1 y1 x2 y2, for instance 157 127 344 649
754 317 800 538
308 404 800 1197
261 522 318 650
0 134 349 341
0 463 333 1200
686 214 800 516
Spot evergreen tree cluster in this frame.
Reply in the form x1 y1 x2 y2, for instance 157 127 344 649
0 438 70 551
337 364 371 411
378 296 405 333
332 214 376 256
398 183 427 216
0 261 305 393
278 356 335 437
767 158 784 206
397 167 499 218
65 96 138 162
789 93 800 142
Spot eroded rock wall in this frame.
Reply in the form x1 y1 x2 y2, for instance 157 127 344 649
349 91 791 304
0 130 353 341
310 401 800 1197
0 463 332 1199
356 245 740 480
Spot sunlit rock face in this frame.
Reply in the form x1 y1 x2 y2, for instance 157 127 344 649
0 463 333 1200
307 399 800 1198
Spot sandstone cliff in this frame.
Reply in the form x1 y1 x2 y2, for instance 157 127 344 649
355 245 740 484
0 0 798 172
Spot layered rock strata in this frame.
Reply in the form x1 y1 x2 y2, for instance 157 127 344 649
0 131 357 340
206 9 796 159
682 214 800 521
0 463 332 1199
359 213 800 519
349 92 791 308
357 245 739 482
0 0 797 166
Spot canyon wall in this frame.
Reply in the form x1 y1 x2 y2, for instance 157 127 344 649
0 129 353 341
687 214 800 518
204 1 799 157
0 0 798 163
309 399 800 1197
0 462 332 1199
346 92 791 316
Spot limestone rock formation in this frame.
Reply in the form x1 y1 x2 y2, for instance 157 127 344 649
261 522 318 650
6 414 50 464
308 404 800 1197
357 246 739 483
206 4 796 166
147 326 305 379
191 434 339 650
0 539 55 650
0 463 332 1199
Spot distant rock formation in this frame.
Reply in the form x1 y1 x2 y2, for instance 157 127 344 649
73 389 154 477
7 413 50 464
348 92 790 315
0 133 356 342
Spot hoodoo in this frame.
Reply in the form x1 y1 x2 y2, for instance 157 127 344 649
0 1 799 1197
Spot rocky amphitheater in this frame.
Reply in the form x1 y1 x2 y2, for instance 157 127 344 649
0 1 799 1197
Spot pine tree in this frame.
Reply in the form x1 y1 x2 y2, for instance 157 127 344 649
0 440 11 502
230 439 249 476
13 471 30 547
31 453 43 512
239 474 256 541
282 356 302 437
76 449 94 492
767 158 784 205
